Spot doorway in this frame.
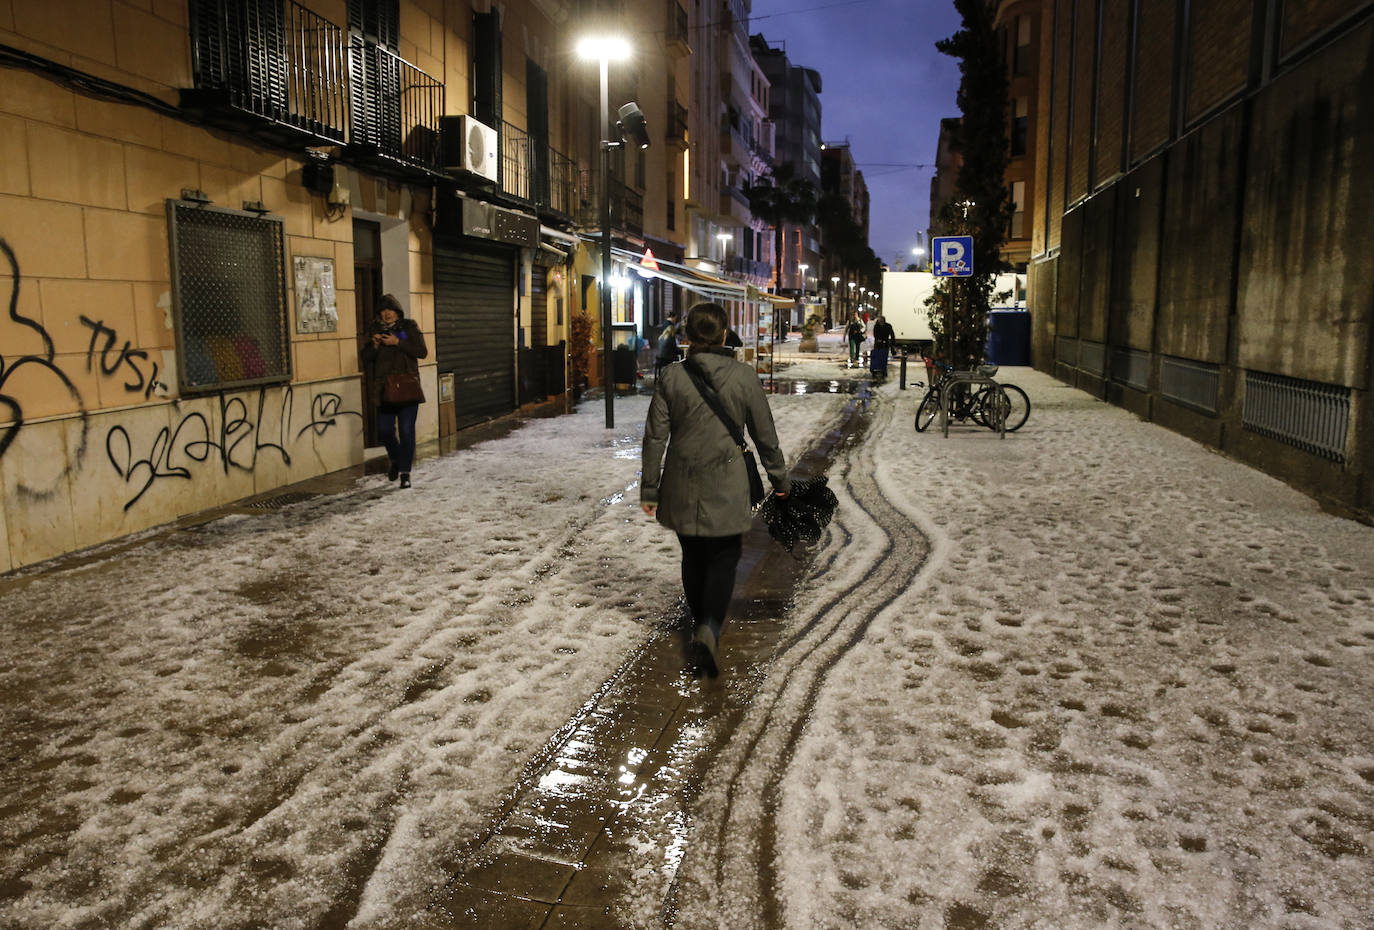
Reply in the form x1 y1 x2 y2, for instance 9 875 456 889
354 219 382 447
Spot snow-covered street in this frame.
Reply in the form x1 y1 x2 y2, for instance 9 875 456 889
2 353 1372 929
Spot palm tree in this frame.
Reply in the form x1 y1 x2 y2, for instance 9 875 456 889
745 162 818 294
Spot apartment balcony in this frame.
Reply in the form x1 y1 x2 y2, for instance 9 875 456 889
577 171 643 238
665 100 688 150
720 184 752 224
345 38 444 178
183 0 347 147
725 255 771 280
496 120 577 221
666 2 691 55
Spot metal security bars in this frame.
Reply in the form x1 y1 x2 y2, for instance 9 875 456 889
1111 347 1151 391
1243 370 1351 463
1160 356 1220 414
187 0 347 145
166 202 291 394
347 38 443 174
1078 340 1106 376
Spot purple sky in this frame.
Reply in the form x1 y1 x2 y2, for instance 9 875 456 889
748 0 963 269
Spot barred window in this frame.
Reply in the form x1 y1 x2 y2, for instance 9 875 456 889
166 201 292 394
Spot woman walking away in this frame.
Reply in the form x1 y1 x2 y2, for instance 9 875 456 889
361 293 427 489
846 315 865 367
641 303 790 677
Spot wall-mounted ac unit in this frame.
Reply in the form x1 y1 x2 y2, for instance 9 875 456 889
442 115 498 182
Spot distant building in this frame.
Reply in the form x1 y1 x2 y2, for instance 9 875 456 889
1027 0 1374 519
751 33 823 309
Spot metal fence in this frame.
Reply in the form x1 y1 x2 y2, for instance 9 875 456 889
1160 356 1220 414
1243 370 1350 462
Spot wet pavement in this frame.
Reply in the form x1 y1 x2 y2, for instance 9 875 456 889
420 386 874 929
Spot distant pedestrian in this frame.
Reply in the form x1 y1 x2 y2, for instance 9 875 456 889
641 303 790 677
361 294 427 489
846 315 865 366
654 312 682 378
871 314 894 377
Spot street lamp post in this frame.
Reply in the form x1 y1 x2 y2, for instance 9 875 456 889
577 36 646 429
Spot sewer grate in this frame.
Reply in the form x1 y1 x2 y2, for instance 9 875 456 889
239 492 321 511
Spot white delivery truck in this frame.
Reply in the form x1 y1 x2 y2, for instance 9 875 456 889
881 271 936 350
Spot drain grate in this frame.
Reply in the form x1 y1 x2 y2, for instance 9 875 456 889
239 492 321 511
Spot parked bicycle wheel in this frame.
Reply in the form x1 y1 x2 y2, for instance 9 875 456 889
999 384 1031 431
915 392 939 432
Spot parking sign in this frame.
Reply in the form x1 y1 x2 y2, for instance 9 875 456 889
932 236 974 277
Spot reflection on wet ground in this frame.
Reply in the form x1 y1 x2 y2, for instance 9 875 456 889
425 389 874 929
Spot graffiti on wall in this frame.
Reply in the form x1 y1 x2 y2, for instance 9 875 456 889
105 384 360 511
1 236 362 513
0 238 90 500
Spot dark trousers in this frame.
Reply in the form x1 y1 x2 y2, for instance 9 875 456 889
677 534 743 634
376 403 419 472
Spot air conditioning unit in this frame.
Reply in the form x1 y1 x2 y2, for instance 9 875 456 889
442 115 498 182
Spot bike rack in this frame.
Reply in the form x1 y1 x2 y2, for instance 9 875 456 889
939 371 1006 439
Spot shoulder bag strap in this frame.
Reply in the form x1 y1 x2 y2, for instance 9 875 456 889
683 357 746 450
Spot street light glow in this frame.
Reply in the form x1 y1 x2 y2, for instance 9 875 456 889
576 36 631 61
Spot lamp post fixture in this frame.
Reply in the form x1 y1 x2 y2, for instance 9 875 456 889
577 35 647 429
797 263 808 295
716 231 733 270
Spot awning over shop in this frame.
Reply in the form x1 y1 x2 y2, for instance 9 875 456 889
588 241 794 307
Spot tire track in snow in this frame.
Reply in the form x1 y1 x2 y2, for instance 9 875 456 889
672 392 939 929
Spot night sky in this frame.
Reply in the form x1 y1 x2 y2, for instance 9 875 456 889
748 0 963 269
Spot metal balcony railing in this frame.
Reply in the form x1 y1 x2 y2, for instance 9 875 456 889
495 121 576 220
500 120 533 201
666 2 690 53
665 100 688 148
185 0 347 145
726 256 771 279
577 169 643 237
346 38 443 176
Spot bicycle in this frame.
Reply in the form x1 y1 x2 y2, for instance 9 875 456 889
914 358 1031 433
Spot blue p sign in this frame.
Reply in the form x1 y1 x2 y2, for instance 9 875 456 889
932 236 974 277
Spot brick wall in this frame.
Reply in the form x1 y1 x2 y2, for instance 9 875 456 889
1094 0 1131 186
1185 0 1251 123
1067 0 1097 202
1129 0 1176 161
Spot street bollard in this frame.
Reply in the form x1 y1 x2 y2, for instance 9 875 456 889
899 353 907 389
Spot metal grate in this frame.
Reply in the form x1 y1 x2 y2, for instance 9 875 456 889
167 202 291 394
1055 335 1078 367
240 491 320 510
1160 356 1220 414
1111 347 1150 391
1243 370 1350 463
1079 340 1106 375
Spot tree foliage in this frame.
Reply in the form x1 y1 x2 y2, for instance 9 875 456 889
816 191 881 319
745 162 818 293
930 0 1013 368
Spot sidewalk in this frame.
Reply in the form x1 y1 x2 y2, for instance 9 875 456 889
2 363 1372 930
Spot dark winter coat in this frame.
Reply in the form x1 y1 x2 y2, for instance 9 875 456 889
846 320 865 343
872 320 895 350
641 347 790 537
361 319 428 408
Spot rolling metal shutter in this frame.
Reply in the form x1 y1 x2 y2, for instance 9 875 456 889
435 237 515 423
